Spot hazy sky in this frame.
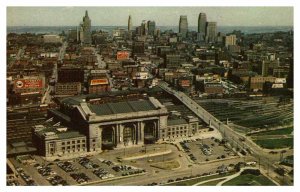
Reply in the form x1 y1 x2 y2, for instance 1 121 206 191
7 7 293 27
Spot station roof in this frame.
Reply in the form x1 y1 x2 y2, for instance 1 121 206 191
89 100 157 116
167 118 188 126
35 126 85 140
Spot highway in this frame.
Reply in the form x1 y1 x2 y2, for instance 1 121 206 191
158 81 293 185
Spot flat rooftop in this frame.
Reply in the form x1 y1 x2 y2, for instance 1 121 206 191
89 100 157 116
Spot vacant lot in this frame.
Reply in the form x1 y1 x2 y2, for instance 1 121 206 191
253 138 293 149
222 174 276 186
150 160 180 170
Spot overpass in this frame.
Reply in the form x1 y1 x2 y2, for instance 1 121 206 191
158 80 292 185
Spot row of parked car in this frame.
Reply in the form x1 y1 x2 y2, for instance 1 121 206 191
180 142 191 153
93 168 115 180
46 175 68 186
98 159 114 166
70 173 90 184
16 167 36 186
78 157 99 169
188 153 197 161
36 164 56 177
121 169 145 176
112 165 134 172
57 161 77 172
200 143 213 156
7 180 20 186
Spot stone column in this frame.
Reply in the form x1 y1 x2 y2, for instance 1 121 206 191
133 123 138 145
114 124 119 146
136 122 140 145
98 127 102 151
116 124 124 148
112 126 116 146
154 121 158 140
140 122 145 144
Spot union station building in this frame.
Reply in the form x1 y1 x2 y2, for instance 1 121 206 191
33 92 201 158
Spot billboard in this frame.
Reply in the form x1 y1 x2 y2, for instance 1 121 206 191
90 79 109 86
14 79 43 89
180 79 191 87
275 78 286 84
117 51 129 60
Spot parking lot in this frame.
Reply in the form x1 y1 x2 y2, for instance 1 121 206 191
180 138 237 163
8 154 146 186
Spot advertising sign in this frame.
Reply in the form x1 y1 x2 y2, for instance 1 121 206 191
117 51 129 60
90 79 109 86
15 79 43 89
180 80 190 87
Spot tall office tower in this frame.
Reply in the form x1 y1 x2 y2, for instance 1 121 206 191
128 15 133 31
79 10 92 44
205 22 217 43
225 34 237 47
133 41 145 55
147 21 156 36
179 15 188 38
141 20 148 35
197 13 207 41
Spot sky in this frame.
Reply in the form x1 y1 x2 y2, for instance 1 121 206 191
7 7 293 27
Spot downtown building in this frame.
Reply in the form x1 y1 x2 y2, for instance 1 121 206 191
206 22 217 43
78 10 92 45
179 15 188 38
32 92 200 159
197 13 207 41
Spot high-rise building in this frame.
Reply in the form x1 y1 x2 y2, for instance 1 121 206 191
179 15 188 38
205 22 217 43
133 41 145 55
128 15 133 31
141 20 148 35
197 13 207 41
225 34 237 47
147 21 156 36
78 10 92 45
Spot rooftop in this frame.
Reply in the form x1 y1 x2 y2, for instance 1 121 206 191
89 99 157 116
167 118 188 126
35 126 85 140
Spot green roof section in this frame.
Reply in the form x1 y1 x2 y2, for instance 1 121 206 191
167 118 188 126
128 100 156 111
57 131 85 140
89 100 157 116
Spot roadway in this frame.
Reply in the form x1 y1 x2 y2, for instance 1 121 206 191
41 41 67 104
158 81 293 185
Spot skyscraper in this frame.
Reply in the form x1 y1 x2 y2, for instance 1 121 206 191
79 10 91 45
128 15 132 31
197 13 207 41
141 20 148 35
206 22 217 43
179 15 188 38
147 21 156 36
225 34 237 47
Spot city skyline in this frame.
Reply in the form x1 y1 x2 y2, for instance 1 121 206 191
7 7 293 27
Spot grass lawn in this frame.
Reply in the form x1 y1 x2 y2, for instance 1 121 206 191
165 172 234 186
250 127 293 136
254 138 293 149
198 178 226 186
222 174 276 186
150 160 180 170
